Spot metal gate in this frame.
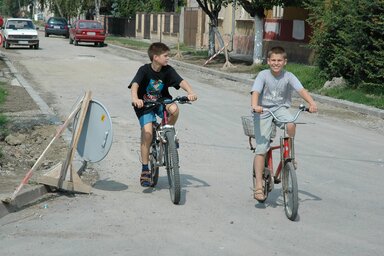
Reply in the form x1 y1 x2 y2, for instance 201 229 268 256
107 17 135 37
184 8 199 47
144 14 150 39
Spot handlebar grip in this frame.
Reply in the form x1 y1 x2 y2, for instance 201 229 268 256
177 96 190 103
299 104 309 112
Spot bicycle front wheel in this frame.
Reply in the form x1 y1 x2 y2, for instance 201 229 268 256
149 143 159 187
282 161 299 221
164 129 181 204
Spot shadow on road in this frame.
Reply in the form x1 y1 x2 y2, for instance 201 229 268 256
93 178 128 191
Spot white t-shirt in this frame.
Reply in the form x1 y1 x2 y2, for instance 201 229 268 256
251 69 303 112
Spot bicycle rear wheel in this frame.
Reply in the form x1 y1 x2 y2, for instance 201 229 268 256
164 129 181 204
282 161 299 220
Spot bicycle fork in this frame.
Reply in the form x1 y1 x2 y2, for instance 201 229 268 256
153 126 179 167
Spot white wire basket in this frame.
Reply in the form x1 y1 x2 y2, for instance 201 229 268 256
241 116 254 138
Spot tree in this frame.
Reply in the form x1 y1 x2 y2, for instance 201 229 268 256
306 0 384 92
235 0 301 64
94 0 100 20
195 0 231 56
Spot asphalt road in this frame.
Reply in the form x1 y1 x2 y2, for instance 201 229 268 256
0 32 384 256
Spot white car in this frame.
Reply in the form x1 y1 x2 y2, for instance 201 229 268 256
2 18 39 49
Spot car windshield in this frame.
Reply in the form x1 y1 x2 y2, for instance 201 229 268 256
49 18 67 25
79 22 102 29
7 20 34 30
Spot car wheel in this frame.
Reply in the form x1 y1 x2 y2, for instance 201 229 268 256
29 45 33 49
100 42 104 47
94 42 98 47
45 32 49 37
74 39 78 46
5 41 10 49
34 43 39 49
2 39 5 48
69 37 73 44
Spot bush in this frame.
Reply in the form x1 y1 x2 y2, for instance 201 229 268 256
306 0 384 94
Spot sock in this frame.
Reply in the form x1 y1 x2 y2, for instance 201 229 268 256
142 164 149 171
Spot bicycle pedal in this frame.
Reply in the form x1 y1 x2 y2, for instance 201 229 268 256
274 178 281 184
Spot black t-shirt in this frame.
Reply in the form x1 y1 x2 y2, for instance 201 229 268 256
128 63 183 117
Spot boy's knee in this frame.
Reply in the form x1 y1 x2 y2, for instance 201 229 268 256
141 129 153 142
167 104 179 116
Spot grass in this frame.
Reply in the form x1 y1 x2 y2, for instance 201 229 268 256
321 87 383 109
104 36 384 109
106 36 151 51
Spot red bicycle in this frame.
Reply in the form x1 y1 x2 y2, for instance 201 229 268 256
241 105 309 220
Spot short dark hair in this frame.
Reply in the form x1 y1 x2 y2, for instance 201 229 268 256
267 46 287 59
147 42 170 61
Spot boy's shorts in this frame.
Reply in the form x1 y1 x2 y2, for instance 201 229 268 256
253 107 293 154
138 106 164 128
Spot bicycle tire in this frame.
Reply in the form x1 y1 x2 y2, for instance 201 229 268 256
164 129 181 204
149 143 159 187
282 161 299 220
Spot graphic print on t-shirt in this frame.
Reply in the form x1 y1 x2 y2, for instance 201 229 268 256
144 79 164 101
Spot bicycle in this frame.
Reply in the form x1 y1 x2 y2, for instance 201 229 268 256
241 104 309 220
142 96 191 204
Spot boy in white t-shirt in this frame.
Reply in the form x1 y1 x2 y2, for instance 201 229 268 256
250 46 317 201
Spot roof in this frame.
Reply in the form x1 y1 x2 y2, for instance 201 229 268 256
6 18 33 21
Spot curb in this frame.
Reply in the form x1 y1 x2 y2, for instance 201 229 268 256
1 185 49 218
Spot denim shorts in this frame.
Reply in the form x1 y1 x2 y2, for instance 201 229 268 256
253 107 293 154
138 106 164 128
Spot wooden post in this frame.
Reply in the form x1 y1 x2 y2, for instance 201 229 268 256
39 91 93 194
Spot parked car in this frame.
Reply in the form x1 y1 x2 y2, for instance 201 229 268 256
45 17 69 38
1 18 39 49
69 20 106 47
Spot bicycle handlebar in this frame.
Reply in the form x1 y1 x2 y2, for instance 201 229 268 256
263 104 309 123
132 96 191 109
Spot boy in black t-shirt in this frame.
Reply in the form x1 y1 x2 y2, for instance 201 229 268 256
128 42 197 187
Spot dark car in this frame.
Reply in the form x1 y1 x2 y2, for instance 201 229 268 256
69 20 106 47
45 17 69 38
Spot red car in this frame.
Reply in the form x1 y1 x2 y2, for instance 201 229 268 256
69 20 106 47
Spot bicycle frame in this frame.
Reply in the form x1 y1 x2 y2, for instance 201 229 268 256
265 128 295 182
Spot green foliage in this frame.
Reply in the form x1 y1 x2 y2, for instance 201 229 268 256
111 0 179 17
321 87 384 109
0 83 6 104
306 0 384 94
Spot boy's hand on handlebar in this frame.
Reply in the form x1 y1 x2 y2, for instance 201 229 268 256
252 105 263 113
308 103 318 113
187 93 197 102
132 99 144 108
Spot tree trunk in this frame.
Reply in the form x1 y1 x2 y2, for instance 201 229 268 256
253 15 264 64
53 0 64 17
94 0 101 21
208 24 216 57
